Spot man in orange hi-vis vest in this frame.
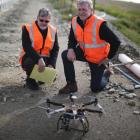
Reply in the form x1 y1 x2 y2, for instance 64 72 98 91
20 8 59 90
59 0 120 94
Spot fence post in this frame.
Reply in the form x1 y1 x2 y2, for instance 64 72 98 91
0 0 17 12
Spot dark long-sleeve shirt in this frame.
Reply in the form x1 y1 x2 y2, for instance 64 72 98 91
68 16 121 59
22 21 59 67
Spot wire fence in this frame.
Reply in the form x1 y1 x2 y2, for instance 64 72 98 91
0 0 18 12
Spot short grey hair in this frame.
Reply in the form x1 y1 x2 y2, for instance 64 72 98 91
77 0 93 9
38 8 50 17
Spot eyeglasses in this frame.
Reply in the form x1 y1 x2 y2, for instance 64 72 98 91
39 19 49 23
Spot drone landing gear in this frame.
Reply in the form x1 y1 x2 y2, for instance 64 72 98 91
57 110 89 136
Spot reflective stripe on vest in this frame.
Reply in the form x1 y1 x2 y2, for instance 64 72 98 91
19 22 56 64
49 24 56 49
28 23 56 52
72 17 107 48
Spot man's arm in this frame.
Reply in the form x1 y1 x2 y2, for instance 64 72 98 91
22 26 41 63
99 22 121 59
48 33 59 68
68 24 78 49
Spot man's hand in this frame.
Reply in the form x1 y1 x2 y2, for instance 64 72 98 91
98 58 109 67
99 58 114 75
48 64 53 68
38 58 46 72
67 48 76 62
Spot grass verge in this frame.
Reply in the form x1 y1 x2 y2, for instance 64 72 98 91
96 3 140 47
48 0 140 47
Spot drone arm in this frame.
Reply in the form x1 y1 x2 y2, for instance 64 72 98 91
84 108 103 113
46 98 65 107
48 108 65 115
82 98 98 107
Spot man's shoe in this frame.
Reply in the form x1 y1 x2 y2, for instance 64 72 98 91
26 78 39 90
59 82 78 94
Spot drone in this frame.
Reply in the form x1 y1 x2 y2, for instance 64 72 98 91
39 93 104 136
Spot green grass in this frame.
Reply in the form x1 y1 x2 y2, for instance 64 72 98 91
48 0 140 47
48 0 77 21
96 4 140 47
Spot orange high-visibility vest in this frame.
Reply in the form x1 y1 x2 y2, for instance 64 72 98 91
72 15 110 64
19 22 56 64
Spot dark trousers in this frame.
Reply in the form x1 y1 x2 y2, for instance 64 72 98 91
21 55 49 78
61 47 108 92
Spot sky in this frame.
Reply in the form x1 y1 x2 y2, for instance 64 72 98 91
115 0 140 3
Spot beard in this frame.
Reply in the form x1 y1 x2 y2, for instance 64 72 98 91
39 25 47 30
79 16 87 21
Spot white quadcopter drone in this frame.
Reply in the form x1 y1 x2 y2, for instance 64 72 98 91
39 93 104 136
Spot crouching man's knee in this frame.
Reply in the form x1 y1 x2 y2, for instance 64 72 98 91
61 50 68 60
90 81 106 93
